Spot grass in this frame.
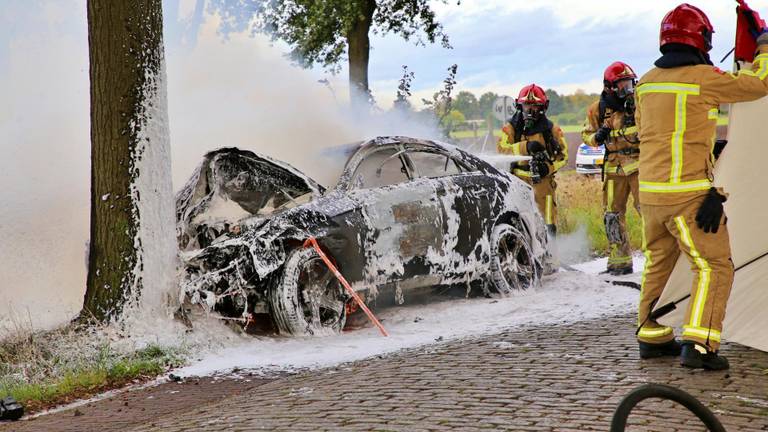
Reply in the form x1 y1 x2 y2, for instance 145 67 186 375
0 322 185 413
556 170 642 255
559 124 584 133
450 129 502 140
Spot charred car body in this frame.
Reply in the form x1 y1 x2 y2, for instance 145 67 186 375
177 136 551 335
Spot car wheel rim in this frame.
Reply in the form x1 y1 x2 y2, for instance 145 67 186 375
498 230 535 290
297 256 346 330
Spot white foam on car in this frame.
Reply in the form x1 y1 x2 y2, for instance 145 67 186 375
191 196 253 227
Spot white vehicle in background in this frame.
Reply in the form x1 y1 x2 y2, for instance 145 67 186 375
575 143 605 175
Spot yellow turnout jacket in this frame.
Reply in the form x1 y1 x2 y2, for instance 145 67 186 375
636 46 768 205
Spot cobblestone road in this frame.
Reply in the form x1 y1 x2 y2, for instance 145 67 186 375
6 313 768 431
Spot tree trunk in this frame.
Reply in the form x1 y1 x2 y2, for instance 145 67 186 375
347 0 376 109
82 0 175 322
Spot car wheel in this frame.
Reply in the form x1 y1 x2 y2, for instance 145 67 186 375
269 247 348 336
489 223 540 294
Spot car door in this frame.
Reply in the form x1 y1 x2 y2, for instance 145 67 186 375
407 149 495 279
346 145 445 286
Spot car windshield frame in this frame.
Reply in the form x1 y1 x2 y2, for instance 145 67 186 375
405 147 470 179
335 139 487 192
341 143 415 191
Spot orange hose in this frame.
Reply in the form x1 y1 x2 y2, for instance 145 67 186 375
304 237 389 337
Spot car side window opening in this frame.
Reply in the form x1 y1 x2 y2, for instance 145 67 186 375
408 151 463 178
351 147 411 189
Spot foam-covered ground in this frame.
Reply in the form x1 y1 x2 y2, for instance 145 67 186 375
176 259 643 377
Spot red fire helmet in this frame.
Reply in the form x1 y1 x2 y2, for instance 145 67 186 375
660 3 714 52
516 84 549 109
603 61 637 88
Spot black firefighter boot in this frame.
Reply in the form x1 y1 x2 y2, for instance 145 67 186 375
680 342 729 370
610 265 633 276
639 339 682 359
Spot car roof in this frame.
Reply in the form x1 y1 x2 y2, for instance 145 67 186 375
328 135 496 191
354 136 459 154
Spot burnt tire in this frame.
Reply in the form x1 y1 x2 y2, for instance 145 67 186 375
269 247 347 336
489 223 540 294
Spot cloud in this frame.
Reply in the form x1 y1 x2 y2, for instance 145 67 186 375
365 7 648 106
433 0 768 29
361 0 767 106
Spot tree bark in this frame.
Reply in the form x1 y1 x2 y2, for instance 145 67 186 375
82 0 169 322
347 0 376 109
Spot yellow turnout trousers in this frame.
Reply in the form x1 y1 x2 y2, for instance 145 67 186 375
517 174 557 226
637 195 733 351
604 171 640 271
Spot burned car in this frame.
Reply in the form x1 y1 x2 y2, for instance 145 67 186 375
177 136 550 335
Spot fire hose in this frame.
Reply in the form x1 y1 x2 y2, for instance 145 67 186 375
610 383 725 432
304 237 389 337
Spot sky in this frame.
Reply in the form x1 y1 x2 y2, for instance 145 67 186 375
166 0 768 102
162 0 768 104
366 0 768 103
2 1 766 106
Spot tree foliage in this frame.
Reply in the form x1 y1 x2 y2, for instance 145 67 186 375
478 91 499 120
440 109 465 131
393 65 415 111
453 91 479 119
544 89 564 116
421 64 458 137
422 64 457 113
447 88 599 127
210 0 456 104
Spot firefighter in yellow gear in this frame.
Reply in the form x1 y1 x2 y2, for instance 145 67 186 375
634 4 768 370
582 61 640 276
497 84 568 237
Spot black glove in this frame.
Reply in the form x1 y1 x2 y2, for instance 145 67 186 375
594 126 612 144
526 140 545 154
713 139 727 160
530 158 550 178
695 188 727 234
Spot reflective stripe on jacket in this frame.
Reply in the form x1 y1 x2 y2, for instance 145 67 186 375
636 47 768 205
581 100 640 176
497 122 569 175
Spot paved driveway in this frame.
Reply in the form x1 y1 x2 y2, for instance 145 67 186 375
5 313 767 432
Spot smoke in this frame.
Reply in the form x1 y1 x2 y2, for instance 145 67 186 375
0 5 443 336
554 225 593 266
167 14 442 188
0 1 90 334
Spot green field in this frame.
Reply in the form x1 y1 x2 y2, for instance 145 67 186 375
556 171 642 255
559 124 583 133
450 124 590 140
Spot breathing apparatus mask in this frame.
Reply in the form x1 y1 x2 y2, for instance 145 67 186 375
614 78 636 100
612 78 637 127
520 103 545 130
